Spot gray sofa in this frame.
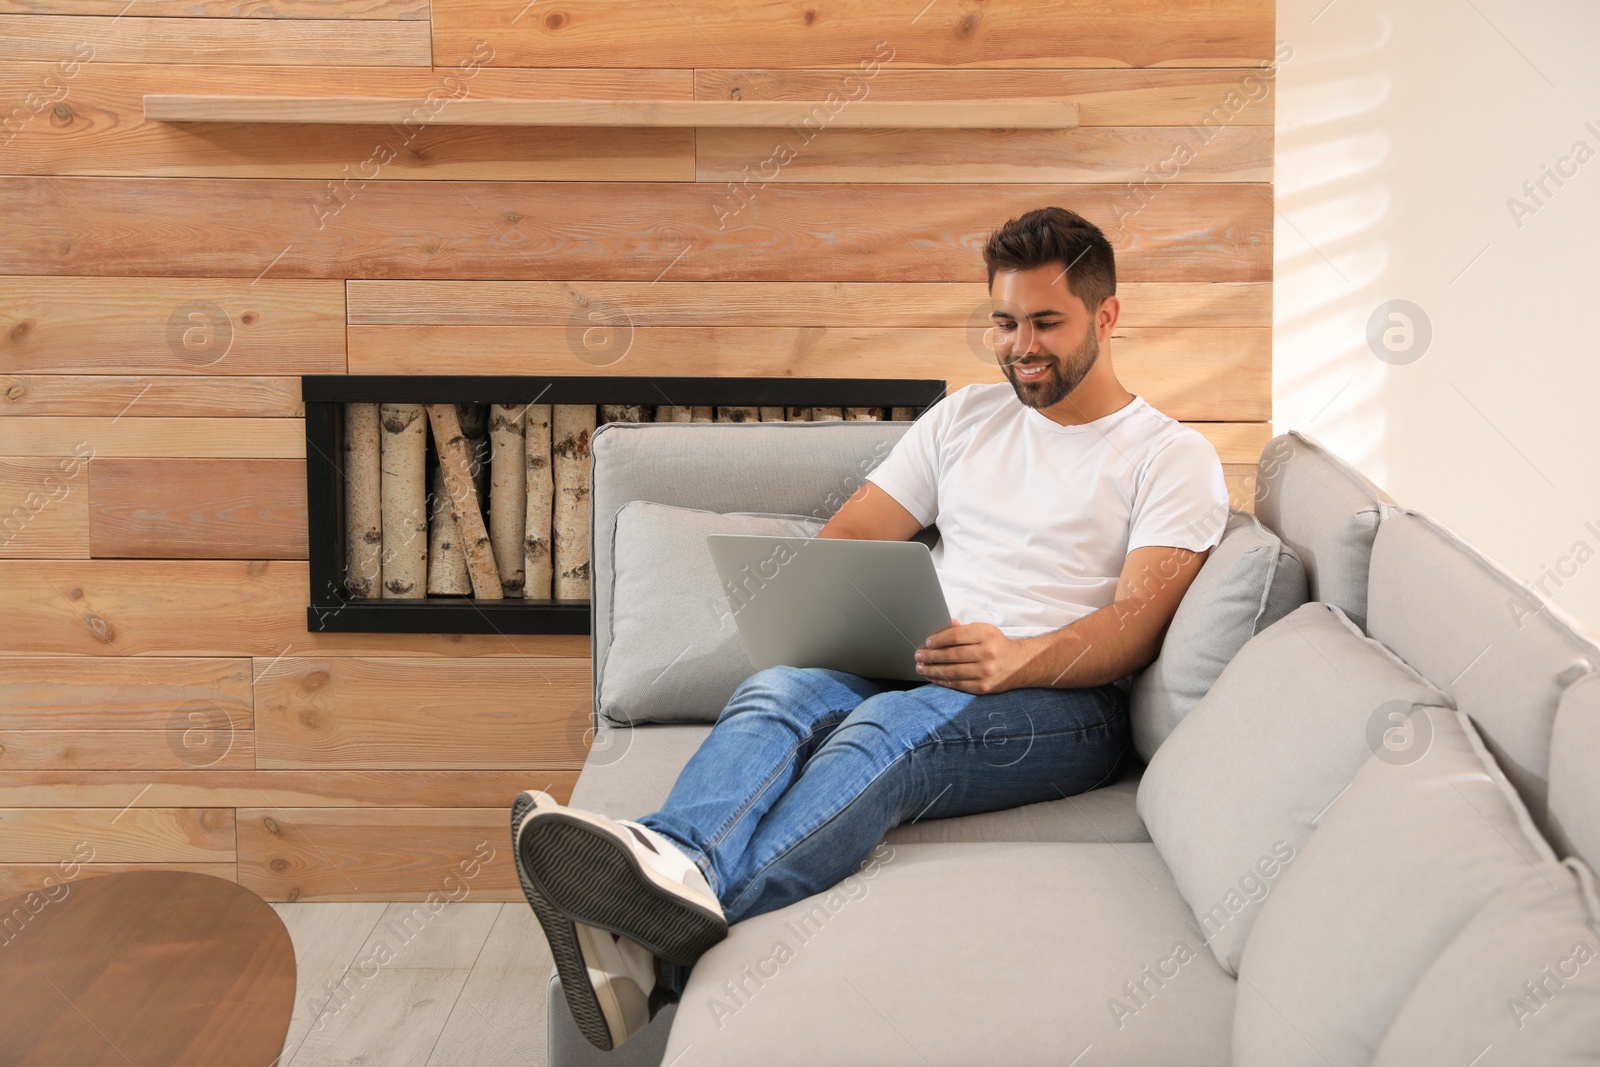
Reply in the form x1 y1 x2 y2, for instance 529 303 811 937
547 419 1600 1066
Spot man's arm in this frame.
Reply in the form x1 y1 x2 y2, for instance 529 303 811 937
816 482 925 542
915 544 1210 694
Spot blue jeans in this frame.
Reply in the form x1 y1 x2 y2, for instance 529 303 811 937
635 664 1130 994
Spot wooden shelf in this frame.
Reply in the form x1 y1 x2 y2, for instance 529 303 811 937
143 95 1077 128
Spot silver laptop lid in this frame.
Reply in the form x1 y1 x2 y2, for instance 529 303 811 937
706 534 952 682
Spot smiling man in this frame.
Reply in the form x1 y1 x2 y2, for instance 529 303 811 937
511 206 1231 1052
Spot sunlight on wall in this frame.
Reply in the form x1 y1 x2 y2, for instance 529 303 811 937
1276 0 1600 632
1273 14 1393 480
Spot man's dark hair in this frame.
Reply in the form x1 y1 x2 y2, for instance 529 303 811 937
982 207 1117 316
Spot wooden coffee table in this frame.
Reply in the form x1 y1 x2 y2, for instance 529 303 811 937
0 870 297 1066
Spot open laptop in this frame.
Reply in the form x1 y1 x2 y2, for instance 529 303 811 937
705 534 952 682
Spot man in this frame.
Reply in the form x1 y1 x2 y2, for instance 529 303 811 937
511 206 1230 1052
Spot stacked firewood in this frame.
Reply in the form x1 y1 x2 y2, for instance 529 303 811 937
341 403 916 600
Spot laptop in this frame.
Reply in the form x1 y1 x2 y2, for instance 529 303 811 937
705 534 952 682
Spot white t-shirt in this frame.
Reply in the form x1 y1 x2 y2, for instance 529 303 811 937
864 383 1229 639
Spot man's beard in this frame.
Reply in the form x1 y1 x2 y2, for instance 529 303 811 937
1003 327 1100 410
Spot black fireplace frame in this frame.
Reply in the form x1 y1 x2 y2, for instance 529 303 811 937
302 375 948 635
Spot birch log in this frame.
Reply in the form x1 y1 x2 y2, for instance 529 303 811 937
716 406 758 422
655 404 691 422
425 404 503 599
426 460 471 595
601 404 648 422
524 404 554 599
489 404 527 597
690 406 714 422
342 402 382 598
786 407 811 421
891 407 917 421
552 405 596 600
846 407 883 420
457 403 491 505
379 403 427 598
759 406 786 421
811 407 843 421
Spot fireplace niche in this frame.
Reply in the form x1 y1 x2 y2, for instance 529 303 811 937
302 375 947 634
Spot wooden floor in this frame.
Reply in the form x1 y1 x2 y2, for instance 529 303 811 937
269 901 554 1067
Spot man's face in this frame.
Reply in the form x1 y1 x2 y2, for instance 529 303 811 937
988 265 1101 410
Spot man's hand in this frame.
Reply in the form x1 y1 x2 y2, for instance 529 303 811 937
914 617 1037 695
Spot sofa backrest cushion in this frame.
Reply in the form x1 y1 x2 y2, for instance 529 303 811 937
1549 670 1600 870
1130 509 1307 762
1369 859 1600 1065
1137 600 1453 976
590 420 910 729
1366 508 1600 834
1252 431 1395 631
599 501 825 725
1233 706 1561 1067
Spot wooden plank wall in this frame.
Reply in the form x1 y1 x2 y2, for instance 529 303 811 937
0 0 1275 901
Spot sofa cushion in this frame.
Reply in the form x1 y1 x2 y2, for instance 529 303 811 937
1137 601 1453 976
598 501 824 726
1131 509 1307 762
568 722 716 819
1370 860 1600 1066
1549 670 1600 870
1233 706 1557 1067
663 842 1237 1067
590 420 915 732
884 762 1148 844
1252 431 1394 631
571 722 1150 844
1366 509 1600 832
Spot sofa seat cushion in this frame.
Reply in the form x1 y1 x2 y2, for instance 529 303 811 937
567 723 717 819
663 841 1236 1067
884 761 1148 844
572 723 1149 843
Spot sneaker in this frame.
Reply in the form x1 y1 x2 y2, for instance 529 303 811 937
573 922 675 1049
512 789 728 965
513 792 674 1050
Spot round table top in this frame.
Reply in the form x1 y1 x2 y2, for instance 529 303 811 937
0 870 297 1067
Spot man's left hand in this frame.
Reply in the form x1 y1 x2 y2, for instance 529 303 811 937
914 617 1035 695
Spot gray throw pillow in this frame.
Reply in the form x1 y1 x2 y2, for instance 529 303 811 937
1369 857 1593 1067
1136 601 1453 976
1369 859 1600 1066
598 501 824 726
1131 509 1307 763
1234 706 1565 1066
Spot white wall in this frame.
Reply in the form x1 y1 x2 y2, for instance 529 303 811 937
1274 0 1600 630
